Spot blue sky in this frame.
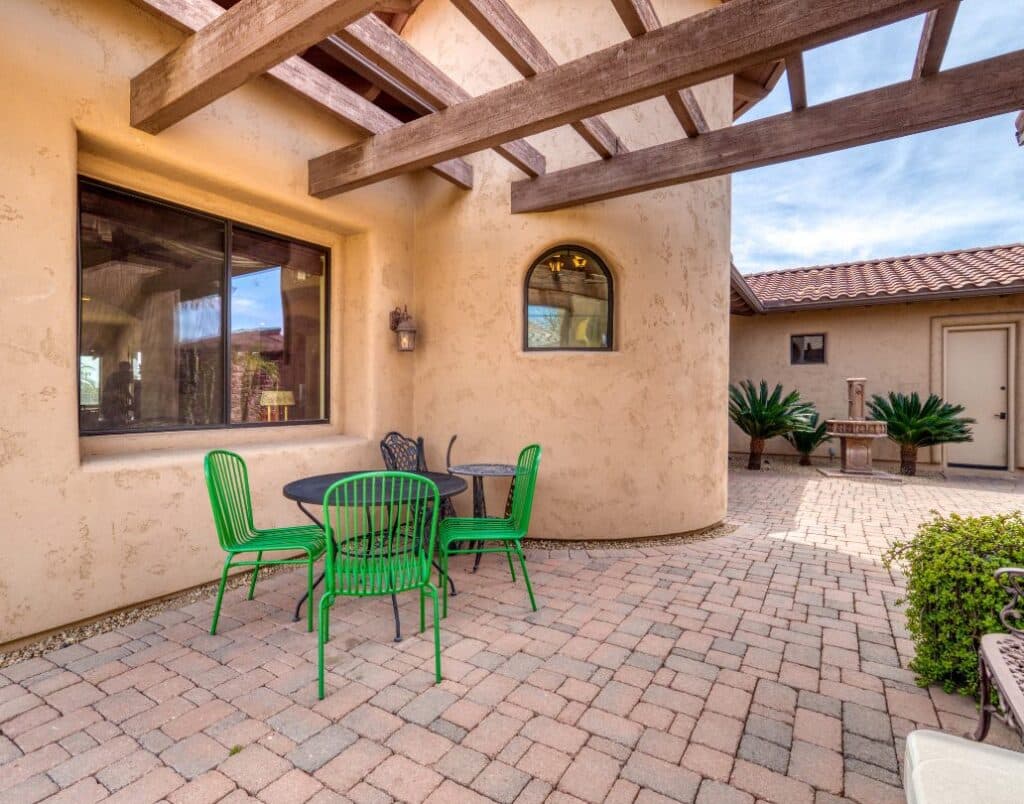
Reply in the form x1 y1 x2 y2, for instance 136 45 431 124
732 0 1024 274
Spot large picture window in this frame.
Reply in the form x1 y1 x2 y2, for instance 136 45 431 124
524 246 613 351
78 179 328 434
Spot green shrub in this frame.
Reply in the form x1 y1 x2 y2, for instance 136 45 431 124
883 511 1024 696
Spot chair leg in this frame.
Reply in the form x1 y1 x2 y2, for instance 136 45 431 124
306 555 315 633
514 543 537 612
427 583 442 684
247 551 263 600
441 550 450 619
210 557 232 635
317 593 332 700
419 587 426 634
431 559 456 597
391 594 402 643
973 654 993 741
506 546 517 582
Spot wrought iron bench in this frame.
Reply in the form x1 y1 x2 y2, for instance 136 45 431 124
973 568 1024 742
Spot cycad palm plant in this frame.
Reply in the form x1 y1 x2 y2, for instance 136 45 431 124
784 411 831 466
729 380 815 470
866 391 973 476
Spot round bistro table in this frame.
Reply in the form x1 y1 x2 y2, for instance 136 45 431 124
448 462 517 572
283 470 467 638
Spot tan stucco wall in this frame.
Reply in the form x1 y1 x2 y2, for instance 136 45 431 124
0 0 731 643
0 0 428 643
405 0 732 539
729 296 1024 469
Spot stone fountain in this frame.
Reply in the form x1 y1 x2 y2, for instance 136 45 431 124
824 378 888 476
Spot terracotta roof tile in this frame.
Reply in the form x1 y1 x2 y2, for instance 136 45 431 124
741 243 1024 310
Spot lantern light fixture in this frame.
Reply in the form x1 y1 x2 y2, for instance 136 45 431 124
389 306 417 352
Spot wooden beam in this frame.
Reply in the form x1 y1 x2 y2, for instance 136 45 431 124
785 52 807 111
129 0 471 188
310 0 938 197
316 35 435 114
913 2 959 78
510 50 1024 212
450 0 625 158
131 0 406 133
609 0 709 137
337 14 546 175
734 75 771 102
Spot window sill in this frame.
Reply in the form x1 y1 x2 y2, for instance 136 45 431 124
79 423 364 468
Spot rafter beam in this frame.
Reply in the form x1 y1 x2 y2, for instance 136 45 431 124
131 0 408 133
785 52 807 111
336 14 545 175
128 0 471 188
913 2 959 78
316 35 435 114
450 0 624 158
310 0 938 197
610 0 709 137
510 50 1024 212
734 75 772 102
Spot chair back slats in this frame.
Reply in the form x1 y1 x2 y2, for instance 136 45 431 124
204 450 257 549
322 472 440 598
509 444 542 535
380 432 425 472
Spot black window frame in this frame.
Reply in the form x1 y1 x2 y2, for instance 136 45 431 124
790 333 827 365
523 244 614 352
77 176 331 436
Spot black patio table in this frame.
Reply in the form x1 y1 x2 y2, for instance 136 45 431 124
283 470 467 639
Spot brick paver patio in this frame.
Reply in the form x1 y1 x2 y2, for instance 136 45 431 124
2 469 1022 803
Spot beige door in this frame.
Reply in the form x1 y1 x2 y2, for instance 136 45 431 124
946 328 1009 468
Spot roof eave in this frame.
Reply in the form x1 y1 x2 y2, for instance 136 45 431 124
730 263 765 315
759 282 1024 313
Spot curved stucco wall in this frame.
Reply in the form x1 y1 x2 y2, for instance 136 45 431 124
406 0 732 539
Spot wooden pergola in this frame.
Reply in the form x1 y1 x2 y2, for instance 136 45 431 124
130 0 1023 213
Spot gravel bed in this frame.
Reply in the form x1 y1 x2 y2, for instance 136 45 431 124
524 521 737 552
0 564 290 669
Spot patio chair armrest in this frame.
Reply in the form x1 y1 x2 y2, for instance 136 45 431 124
995 568 1024 637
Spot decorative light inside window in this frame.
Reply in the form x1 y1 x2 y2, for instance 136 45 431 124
571 254 588 269
547 257 564 273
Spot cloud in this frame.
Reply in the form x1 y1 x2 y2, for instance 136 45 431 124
733 0 1024 273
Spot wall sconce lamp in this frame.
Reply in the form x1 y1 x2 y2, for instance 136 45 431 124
389 306 417 352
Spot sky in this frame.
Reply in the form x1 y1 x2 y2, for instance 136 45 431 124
732 0 1024 274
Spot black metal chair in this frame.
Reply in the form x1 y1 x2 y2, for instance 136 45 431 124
380 431 458 597
973 568 1024 742
380 431 425 472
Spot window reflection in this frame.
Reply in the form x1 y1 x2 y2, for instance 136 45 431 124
79 184 224 432
525 247 612 350
77 180 329 434
230 229 326 423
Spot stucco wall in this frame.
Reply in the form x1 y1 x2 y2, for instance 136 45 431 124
0 0 731 643
0 0 432 643
405 0 732 539
729 296 1024 468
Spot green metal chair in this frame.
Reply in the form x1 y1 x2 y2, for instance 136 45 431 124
204 450 325 634
438 445 541 617
317 472 442 699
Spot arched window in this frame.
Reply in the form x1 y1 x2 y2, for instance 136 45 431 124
524 246 613 351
